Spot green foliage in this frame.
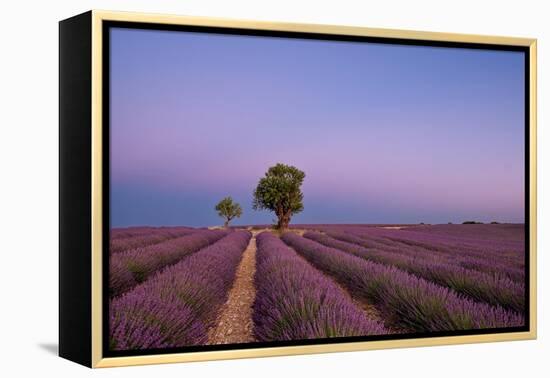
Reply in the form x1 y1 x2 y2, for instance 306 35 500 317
215 197 243 227
253 163 305 230
462 221 483 225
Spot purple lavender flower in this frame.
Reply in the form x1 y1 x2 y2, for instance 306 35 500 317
281 232 524 332
110 231 251 350
254 232 387 341
304 231 525 313
110 229 229 297
110 226 196 254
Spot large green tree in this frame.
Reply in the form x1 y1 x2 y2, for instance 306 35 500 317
253 163 305 230
215 197 243 227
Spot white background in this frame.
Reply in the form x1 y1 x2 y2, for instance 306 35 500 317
0 0 547 376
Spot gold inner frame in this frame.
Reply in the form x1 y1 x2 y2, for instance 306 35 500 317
90 9 537 368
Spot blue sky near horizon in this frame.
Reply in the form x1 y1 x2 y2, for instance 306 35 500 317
109 27 525 227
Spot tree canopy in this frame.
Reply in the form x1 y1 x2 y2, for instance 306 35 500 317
252 163 305 230
215 197 243 227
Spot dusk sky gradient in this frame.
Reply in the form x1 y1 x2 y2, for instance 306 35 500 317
110 27 525 227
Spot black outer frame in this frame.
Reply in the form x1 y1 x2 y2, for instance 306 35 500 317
59 11 93 367
59 12 531 368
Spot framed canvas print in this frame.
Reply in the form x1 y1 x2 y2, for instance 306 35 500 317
59 10 537 368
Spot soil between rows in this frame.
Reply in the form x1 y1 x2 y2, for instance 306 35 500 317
208 233 258 344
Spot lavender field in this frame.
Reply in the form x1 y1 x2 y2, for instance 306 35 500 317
108 223 526 351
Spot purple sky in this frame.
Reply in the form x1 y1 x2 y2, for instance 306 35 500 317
110 27 525 227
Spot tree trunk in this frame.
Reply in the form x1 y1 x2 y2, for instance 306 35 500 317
277 211 291 230
224 219 229 228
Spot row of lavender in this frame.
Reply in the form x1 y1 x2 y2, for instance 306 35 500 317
110 229 229 297
253 232 387 340
110 230 251 350
307 225 525 286
110 226 196 254
314 224 524 270
304 231 524 313
111 226 195 240
280 232 524 332
349 226 524 267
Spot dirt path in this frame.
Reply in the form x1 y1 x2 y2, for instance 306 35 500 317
208 234 258 344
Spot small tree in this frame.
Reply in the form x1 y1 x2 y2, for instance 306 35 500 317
253 163 305 230
215 197 242 228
